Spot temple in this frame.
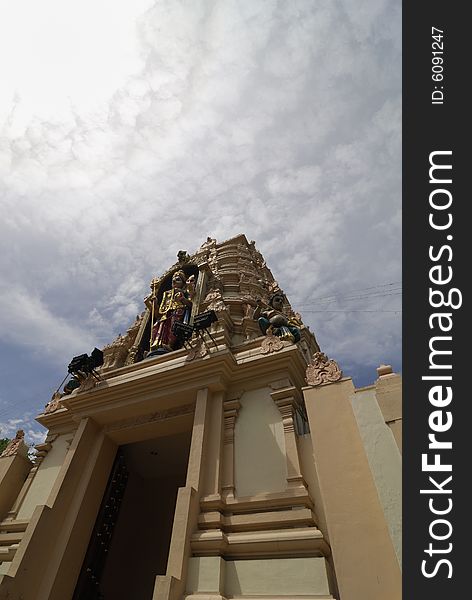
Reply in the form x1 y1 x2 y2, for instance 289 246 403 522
0 234 402 600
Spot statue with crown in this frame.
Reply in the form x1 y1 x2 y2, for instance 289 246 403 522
144 269 196 357
253 287 302 343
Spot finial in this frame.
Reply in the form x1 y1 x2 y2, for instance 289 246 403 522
376 364 394 378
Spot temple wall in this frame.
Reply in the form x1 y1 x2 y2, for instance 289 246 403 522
375 372 403 454
0 236 402 600
303 378 401 600
186 556 332 598
234 387 287 497
350 386 402 566
0 453 31 521
298 434 330 543
16 433 73 520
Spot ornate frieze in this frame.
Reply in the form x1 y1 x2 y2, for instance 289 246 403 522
260 333 285 354
305 352 343 386
102 313 144 372
202 288 228 313
105 403 195 433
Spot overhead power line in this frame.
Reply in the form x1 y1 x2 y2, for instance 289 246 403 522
292 281 402 307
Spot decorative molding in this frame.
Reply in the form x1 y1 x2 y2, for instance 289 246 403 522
305 352 342 386
222 399 241 501
269 379 292 391
0 430 26 457
203 288 228 313
186 339 209 362
273 398 297 434
226 390 244 402
260 333 285 354
44 392 64 414
223 400 241 446
105 403 194 433
77 373 99 394
102 313 144 372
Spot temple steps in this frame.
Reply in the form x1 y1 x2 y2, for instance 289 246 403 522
0 520 29 563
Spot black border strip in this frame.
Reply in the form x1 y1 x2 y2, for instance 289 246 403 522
403 3 467 597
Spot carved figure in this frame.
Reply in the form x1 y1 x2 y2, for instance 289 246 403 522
102 314 143 371
253 292 301 343
305 352 342 386
177 250 190 264
145 270 195 354
0 430 25 457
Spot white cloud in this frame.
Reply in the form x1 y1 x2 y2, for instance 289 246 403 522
0 0 401 424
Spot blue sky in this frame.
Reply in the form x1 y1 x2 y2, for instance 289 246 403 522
0 0 401 446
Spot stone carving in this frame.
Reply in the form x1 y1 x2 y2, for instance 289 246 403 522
105 403 194 433
44 392 64 414
240 294 258 318
267 280 281 294
199 237 216 252
203 288 227 313
1 430 25 457
177 250 190 264
206 247 219 275
77 373 99 393
305 352 343 386
124 345 139 366
260 332 285 354
102 313 143 372
186 339 209 361
248 240 266 269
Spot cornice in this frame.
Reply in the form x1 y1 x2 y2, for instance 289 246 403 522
36 336 311 430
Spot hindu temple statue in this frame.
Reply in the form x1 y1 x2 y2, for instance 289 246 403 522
145 270 196 355
253 291 302 343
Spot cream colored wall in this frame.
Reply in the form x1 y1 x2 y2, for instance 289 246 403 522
388 420 402 453
226 558 331 596
186 556 332 597
351 388 402 567
0 453 32 520
303 380 401 600
376 373 402 454
186 557 224 594
298 434 330 543
17 434 72 520
234 388 287 497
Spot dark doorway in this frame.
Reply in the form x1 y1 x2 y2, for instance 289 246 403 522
74 430 191 600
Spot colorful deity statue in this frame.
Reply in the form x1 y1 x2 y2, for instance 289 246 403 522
145 270 196 354
253 291 302 343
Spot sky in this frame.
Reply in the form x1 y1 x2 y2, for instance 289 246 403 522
0 0 401 447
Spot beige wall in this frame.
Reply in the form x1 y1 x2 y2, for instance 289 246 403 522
298 434 330 543
186 556 332 597
17 434 72 520
303 379 401 600
0 419 117 600
234 388 286 497
351 387 402 566
376 373 402 454
0 453 31 520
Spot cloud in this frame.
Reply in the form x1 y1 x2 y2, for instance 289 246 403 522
0 0 401 425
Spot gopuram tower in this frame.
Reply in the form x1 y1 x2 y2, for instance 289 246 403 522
0 235 402 600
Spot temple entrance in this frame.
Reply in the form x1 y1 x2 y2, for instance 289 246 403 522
74 430 192 600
